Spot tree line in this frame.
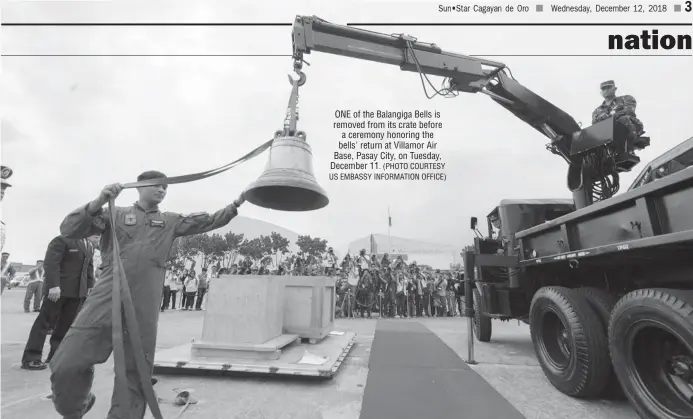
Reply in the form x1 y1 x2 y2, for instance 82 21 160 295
166 231 332 272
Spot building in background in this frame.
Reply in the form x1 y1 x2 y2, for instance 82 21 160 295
347 234 460 270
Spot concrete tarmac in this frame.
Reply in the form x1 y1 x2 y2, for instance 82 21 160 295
1 290 636 419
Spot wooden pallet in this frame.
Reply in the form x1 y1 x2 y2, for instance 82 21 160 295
192 334 300 360
153 332 355 378
301 334 328 345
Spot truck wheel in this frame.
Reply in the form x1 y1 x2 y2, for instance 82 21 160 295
529 286 610 397
609 289 693 419
573 287 624 399
473 288 492 342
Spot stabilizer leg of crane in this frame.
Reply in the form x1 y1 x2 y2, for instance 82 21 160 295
568 163 594 210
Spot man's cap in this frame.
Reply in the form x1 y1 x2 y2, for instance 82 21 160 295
137 170 167 182
600 80 616 89
1 165 13 188
1 252 9 256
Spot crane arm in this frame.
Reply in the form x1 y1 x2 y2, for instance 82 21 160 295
291 15 582 153
291 15 650 209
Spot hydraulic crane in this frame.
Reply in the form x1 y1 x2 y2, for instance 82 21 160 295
290 15 651 209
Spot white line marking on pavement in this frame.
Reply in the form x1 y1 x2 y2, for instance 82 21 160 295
1 392 52 408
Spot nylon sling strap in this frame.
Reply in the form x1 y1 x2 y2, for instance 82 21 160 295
123 138 274 188
107 138 273 418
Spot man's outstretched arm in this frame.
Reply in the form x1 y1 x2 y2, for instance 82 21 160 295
174 202 240 237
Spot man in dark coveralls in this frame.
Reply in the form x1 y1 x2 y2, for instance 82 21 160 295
21 235 95 370
49 170 243 419
592 80 644 142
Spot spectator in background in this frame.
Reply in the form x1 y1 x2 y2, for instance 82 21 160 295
1 252 16 294
446 272 457 317
161 268 174 312
422 271 434 317
24 260 45 313
195 267 209 310
168 269 182 310
455 271 465 317
180 269 189 308
381 266 394 318
183 271 198 310
434 270 447 317
395 264 408 318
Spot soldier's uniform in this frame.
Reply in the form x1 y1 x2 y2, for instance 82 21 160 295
592 80 644 139
50 201 238 419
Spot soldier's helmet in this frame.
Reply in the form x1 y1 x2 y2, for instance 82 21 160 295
600 80 617 94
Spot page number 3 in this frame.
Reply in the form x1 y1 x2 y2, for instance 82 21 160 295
686 1 692 11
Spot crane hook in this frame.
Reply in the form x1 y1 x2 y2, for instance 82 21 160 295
288 70 306 87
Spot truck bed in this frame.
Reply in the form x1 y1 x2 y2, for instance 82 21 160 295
515 166 693 266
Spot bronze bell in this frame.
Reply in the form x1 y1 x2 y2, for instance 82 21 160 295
244 130 329 211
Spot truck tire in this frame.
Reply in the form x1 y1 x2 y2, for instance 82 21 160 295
609 288 693 419
473 288 492 342
529 286 611 397
573 287 624 399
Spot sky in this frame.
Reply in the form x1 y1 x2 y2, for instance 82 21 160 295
1 0 692 264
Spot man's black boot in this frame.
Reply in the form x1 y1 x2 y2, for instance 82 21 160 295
21 360 47 370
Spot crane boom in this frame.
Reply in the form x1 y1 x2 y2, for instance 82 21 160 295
290 15 650 209
291 16 581 149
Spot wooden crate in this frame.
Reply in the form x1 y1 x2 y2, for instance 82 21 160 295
282 276 335 340
199 275 285 345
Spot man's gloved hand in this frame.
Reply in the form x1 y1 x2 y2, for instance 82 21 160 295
88 183 123 214
47 286 61 302
98 183 123 205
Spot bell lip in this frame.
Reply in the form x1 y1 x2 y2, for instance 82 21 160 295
243 184 329 212
244 178 327 193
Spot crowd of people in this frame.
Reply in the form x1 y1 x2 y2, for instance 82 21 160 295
161 265 216 311
333 250 465 319
166 247 465 320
